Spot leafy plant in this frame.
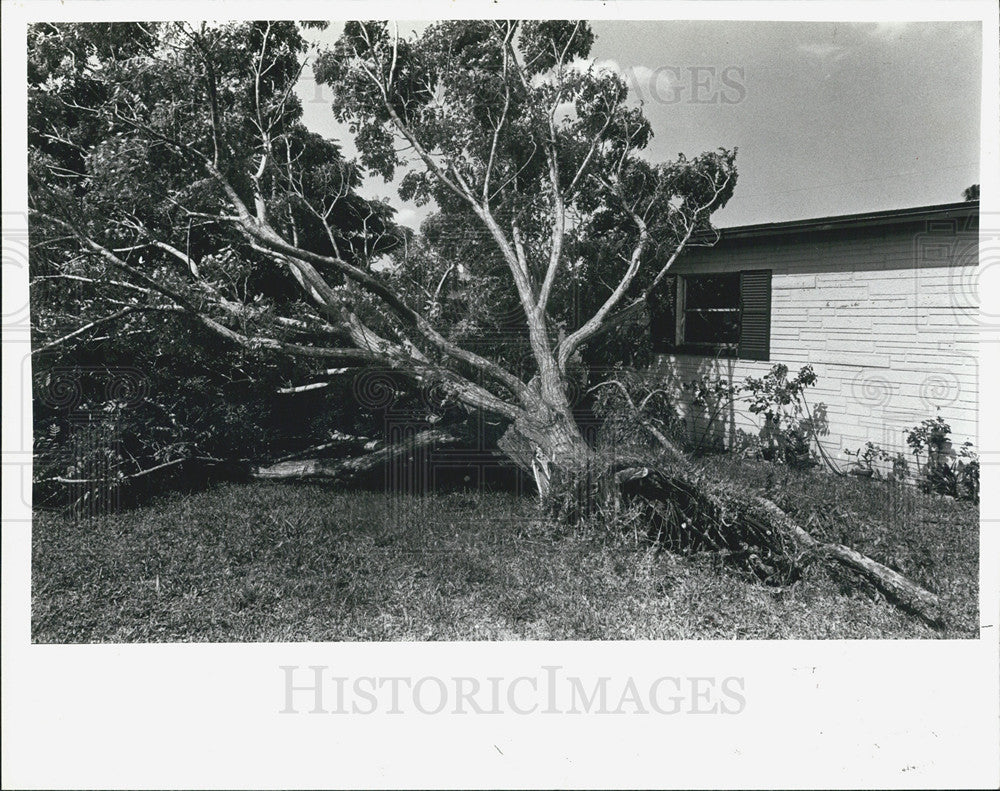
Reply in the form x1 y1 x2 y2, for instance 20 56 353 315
955 443 980 502
844 441 909 482
741 364 818 467
904 415 978 502
684 373 740 451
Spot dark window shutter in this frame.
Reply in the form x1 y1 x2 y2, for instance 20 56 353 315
648 275 677 352
739 269 771 361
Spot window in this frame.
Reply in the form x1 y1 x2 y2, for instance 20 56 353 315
682 273 741 350
649 269 772 360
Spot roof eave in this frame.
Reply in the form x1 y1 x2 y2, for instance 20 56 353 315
701 200 979 243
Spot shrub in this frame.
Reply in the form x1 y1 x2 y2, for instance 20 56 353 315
741 364 818 468
904 415 979 502
844 441 909 482
955 444 980 502
594 364 824 468
684 373 741 451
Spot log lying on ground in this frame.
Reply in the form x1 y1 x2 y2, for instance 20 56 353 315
614 464 945 628
268 432 374 465
751 494 944 625
252 429 458 483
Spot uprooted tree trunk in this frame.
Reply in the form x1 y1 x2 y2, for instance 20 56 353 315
750 493 944 623
494 378 944 628
611 462 944 626
545 383 946 627
256 382 944 627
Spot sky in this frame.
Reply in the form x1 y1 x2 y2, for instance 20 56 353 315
294 20 982 230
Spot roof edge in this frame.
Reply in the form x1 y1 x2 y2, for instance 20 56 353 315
710 200 979 241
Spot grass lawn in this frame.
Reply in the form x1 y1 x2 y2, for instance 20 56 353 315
32 458 979 641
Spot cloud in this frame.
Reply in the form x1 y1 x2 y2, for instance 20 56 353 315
796 42 850 61
394 207 417 227
554 100 577 122
535 57 653 107
576 59 655 85
630 65 655 84
865 22 911 42
592 58 622 75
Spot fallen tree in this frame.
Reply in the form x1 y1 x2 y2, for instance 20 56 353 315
587 379 947 627
30 21 734 499
612 463 944 627
28 21 945 629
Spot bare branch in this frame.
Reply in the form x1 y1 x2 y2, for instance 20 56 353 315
32 306 140 354
588 379 683 458
557 209 648 370
482 23 516 205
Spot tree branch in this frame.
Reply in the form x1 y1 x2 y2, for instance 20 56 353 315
557 210 648 370
32 306 140 354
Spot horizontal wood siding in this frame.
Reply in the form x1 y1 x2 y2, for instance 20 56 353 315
652 218 979 474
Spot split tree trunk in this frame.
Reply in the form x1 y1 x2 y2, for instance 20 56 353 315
592 393 947 627
753 496 944 624
493 393 947 629
498 404 593 501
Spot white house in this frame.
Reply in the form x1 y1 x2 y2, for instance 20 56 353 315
649 200 979 471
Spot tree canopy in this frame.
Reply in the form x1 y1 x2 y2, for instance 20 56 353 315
29 19 738 497
28 22 401 496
